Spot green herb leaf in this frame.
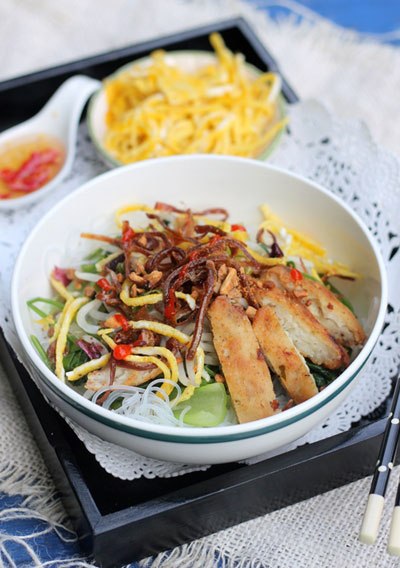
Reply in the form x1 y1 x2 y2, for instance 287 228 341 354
302 272 320 282
204 364 220 380
27 297 64 318
173 383 228 427
84 248 109 262
306 360 340 389
110 398 123 410
30 335 53 369
63 334 89 372
143 288 162 296
325 282 355 313
80 263 99 274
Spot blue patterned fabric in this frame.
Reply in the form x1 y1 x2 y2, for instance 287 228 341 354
0 494 101 567
248 0 400 43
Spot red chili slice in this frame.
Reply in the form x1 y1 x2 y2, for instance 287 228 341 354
231 224 246 232
113 344 132 360
122 225 135 242
290 268 303 282
0 148 61 193
114 313 130 331
164 287 177 320
209 235 222 246
188 249 201 262
97 278 112 291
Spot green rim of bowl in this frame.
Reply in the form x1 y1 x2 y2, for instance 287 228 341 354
86 50 287 168
37 353 369 444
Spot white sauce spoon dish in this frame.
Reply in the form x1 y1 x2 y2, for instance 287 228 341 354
0 75 100 211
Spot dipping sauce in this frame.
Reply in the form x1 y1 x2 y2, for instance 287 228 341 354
0 135 65 200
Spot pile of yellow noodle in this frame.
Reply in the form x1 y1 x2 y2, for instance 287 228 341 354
103 33 287 164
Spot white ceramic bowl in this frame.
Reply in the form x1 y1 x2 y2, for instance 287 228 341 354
87 51 286 168
11 156 387 464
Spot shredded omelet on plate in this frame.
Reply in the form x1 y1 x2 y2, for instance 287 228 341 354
102 33 288 163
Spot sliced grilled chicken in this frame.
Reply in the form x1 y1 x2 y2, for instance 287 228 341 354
253 306 318 403
254 287 349 370
208 295 277 423
260 265 365 347
86 364 160 391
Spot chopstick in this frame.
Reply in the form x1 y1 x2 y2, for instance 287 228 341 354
388 481 400 554
359 374 400 548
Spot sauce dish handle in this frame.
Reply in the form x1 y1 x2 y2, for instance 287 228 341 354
37 75 101 143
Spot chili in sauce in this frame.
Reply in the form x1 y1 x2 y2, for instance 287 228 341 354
0 135 64 200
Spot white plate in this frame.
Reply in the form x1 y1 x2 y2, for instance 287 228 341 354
87 51 286 167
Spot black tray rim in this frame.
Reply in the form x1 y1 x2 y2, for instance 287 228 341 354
0 16 298 103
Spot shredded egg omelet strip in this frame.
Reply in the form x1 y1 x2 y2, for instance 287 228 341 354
259 204 360 279
103 33 287 164
55 297 89 381
66 354 111 382
120 280 196 310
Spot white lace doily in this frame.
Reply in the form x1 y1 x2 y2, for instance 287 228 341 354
1 99 399 479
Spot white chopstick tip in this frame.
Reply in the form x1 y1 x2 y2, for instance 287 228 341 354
388 506 400 556
359 494 385 545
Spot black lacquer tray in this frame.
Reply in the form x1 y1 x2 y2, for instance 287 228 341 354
0 18 392 568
